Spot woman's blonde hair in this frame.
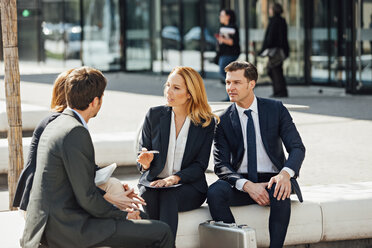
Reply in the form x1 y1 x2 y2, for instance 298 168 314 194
50 69 74 112
167 66 219 127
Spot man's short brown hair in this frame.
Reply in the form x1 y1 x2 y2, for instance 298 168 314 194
65 67 107 110
225 61 258 82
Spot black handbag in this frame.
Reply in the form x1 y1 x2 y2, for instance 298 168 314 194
261 48 286 68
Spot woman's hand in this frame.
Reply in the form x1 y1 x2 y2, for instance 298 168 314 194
150 175 181 188
137 148 154 170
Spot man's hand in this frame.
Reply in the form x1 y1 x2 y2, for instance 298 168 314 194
104 189 146 210
126 209 141 220
267 170 292 201
150 175 180 188
122 183 146 208
137 148 154 170
243 181 270 206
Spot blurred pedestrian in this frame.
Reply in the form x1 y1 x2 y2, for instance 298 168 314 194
216 9 240 99
260 3 289 98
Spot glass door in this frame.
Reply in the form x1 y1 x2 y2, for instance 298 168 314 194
124 0 152 71
161 0 181 73
355 0 372 90
203 0 221 78
82 0 121 71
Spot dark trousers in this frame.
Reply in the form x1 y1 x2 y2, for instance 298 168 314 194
268 62 288 97
90 219 174 248
141 184 206 240
207 173 291 248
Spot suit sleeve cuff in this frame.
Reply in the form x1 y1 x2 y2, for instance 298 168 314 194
235 179 248 191
281 167 295 178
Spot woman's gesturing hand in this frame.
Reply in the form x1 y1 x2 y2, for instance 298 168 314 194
137 148 154 170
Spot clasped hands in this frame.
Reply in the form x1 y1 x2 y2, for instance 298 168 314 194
243 170 291 206
104 183 146 220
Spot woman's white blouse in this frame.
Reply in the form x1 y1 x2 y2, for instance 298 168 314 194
158 111 190 178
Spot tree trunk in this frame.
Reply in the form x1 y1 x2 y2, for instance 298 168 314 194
1 0 24 210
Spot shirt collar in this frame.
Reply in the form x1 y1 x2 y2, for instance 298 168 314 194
235 96 258 117
67 107 89 130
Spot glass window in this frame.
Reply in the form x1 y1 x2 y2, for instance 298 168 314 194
82 0 121 71
161 0 181 73
203 0 221 78
356 0 372 89
125 0 152 71
42 0 81 68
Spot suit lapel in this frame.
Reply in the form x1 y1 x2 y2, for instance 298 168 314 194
180 122 199 168
229 104 243 146
159 107 172 165
257 98 270 154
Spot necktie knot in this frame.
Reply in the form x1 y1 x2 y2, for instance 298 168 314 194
244 109 253 119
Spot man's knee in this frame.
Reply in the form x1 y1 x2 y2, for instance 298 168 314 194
207 180 231 203
267 183 291 207
151 220 174 247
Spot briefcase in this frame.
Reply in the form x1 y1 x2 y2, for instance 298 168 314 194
199 220 257 248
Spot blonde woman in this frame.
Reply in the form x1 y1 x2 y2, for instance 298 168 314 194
137 66 219 240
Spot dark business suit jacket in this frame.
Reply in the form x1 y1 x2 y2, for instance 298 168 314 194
138 106 215 194
13 112 104 211
21 109 126 248
214 98 305 201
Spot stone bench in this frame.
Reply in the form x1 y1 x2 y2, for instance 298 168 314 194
0 101 49 133
176 182 372 247
0 132 137 174
0 182 371 247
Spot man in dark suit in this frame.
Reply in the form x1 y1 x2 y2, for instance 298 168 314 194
207 61 305 248
21 67 173 248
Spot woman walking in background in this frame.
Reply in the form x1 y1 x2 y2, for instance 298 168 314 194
216 9 241 94
260 3 289 98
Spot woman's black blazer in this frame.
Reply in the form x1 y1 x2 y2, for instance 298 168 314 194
138 106 215 194
13 112 61 210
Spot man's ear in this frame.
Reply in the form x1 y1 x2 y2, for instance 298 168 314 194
249 80 256 89
91 96 100 107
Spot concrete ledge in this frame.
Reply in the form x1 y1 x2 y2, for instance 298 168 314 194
302 182 372 242
0 182 372 248
0 132 137 174
176 200 322 248
0 101 49 132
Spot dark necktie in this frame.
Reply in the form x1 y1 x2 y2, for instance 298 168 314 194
244 109 258 183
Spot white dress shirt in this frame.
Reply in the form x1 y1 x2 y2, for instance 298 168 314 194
158 111 190 178
235 97 294 191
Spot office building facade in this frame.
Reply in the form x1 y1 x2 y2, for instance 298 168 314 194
2 0 372 93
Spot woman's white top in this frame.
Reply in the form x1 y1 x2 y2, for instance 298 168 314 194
158 111 190 178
